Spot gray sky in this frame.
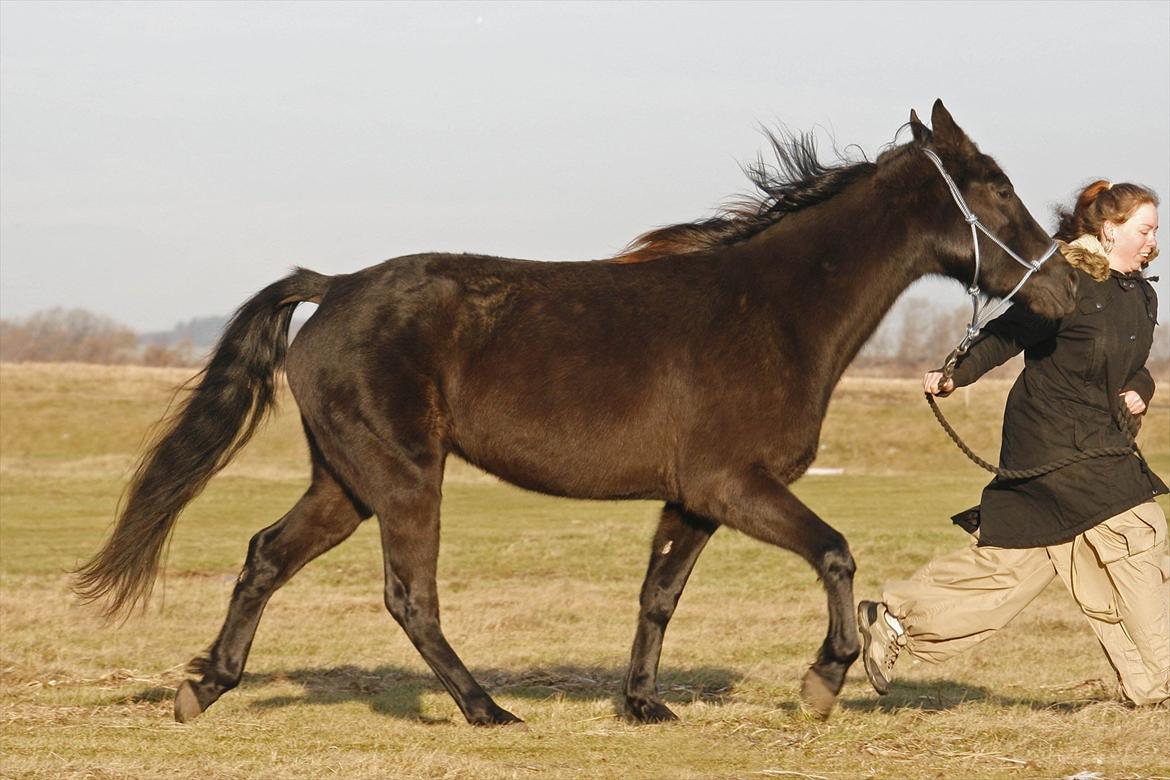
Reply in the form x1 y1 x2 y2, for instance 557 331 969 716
2 1 1168 332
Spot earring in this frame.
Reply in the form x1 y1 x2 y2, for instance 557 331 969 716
1103 232 1115 254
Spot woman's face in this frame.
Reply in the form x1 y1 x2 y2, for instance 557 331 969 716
1104 202 1159 274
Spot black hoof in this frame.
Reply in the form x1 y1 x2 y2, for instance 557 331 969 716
469 704 525 728
625 696 679 724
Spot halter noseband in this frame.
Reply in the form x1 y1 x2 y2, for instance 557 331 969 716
922 148 1060 361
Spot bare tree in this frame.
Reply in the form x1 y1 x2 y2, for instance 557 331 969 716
0 308 196 366
854 296 974 375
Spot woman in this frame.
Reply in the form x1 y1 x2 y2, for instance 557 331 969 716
857 180 1169 706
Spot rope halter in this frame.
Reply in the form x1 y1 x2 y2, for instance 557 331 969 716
922 148 1060 367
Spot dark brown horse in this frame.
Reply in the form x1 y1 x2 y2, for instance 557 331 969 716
75 101 1077 726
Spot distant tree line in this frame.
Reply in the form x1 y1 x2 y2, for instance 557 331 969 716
852 295 1170 378
852 296 974 375
0 308 197 366
852 296 1001 376
1 303 1167 375
139 315 229 351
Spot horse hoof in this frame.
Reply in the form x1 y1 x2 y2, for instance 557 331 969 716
798 668 838 720
174 680 204 724
471 706 525 728
625 697 679 724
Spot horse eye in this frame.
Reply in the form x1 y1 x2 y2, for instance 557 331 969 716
995 185 1013 200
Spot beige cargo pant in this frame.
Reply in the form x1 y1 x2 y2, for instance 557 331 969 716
882 501 1170 706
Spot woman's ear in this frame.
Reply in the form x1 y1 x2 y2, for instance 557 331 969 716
1100 221 1118 250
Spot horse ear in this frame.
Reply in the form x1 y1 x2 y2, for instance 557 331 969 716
930 99 976 156
909 109 931 144
930 99 958 135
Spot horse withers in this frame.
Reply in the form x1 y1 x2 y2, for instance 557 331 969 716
75 100 1076 726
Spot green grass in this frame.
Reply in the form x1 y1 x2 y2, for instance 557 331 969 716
1 364 1168 779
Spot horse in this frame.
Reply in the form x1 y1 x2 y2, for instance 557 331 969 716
74 100 1078 726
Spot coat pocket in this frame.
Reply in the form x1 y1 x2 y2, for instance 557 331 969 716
1075 295 1110 381
1072 418 1112 452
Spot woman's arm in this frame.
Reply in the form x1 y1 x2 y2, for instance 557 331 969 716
946 304 1059 389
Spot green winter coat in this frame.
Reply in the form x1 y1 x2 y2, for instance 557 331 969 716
949 255 1167 548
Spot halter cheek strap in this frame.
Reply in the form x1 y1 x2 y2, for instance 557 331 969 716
922 148 1061 356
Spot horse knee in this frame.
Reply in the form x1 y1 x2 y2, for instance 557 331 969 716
639 584 680 628
819 542 855 582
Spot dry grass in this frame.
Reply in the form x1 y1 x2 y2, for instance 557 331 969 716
1 363 1167 779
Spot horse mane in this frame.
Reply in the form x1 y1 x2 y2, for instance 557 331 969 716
610 129 882 264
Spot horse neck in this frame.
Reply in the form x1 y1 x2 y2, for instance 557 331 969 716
744 175 937 391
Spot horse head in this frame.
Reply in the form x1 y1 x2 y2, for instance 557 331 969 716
911 100 1077 321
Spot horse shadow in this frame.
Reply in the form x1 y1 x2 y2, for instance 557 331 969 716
240 663 741 722
122 668 1120 720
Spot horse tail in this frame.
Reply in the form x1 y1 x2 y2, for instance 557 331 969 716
73 267 332 618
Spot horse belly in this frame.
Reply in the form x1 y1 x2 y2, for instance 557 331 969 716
449 399 675 501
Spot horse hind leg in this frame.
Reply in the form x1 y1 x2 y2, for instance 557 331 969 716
624 503 717 723
371 460 523 727
697 470 859 719
174 454 367 723
299 353 517 726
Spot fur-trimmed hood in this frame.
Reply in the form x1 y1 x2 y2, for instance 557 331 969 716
1058 235 1111 282
1057 234 1159 282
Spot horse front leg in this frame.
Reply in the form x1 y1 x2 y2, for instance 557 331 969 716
624 503 718 723
698 468 859 718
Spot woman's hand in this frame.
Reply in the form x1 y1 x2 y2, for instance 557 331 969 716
923 370 955 397
1120 390 1147 415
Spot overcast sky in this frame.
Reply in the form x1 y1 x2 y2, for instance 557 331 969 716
2 1 1168 332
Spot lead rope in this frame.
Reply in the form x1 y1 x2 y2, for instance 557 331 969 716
926 353 1138 480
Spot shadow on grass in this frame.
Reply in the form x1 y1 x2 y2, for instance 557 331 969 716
117 668 1119 721
126 687 174 704
237 663 741 722
840 677 1120 713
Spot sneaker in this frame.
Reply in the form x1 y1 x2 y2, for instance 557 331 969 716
857 600 905 695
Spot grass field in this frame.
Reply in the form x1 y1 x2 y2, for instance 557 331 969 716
1 363 1168 779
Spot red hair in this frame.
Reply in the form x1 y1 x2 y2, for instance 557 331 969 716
1055 180 1159 242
